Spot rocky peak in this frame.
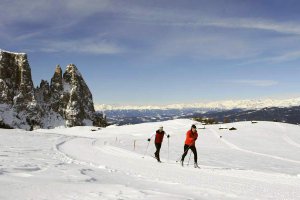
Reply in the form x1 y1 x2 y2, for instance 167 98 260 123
63 64 81 82
52 65 63 82
62 64 95 127
35 80 50 103
0 49 107 130
51 65 63 91
0 50 35 108
50 65 63 113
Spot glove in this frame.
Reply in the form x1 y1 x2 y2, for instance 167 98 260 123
147 138 151 142
167 135 170 138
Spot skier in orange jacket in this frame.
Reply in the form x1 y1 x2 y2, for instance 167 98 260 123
181 124 199 168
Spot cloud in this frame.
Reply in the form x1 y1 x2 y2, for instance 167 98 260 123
237 49 300 65
2 0 300 61
3 0 300 35
200 18 300 35
227 80 279 87
152 34 261 60
267 51 300 62
106 6 300 35
0 0 111 22
0 0 112 40
39 39 123 55
2 0 300 33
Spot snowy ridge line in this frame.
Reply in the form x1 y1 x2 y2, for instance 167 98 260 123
210 129 300 165
95 97 300 111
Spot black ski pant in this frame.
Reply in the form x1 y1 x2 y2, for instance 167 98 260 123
181 144 197 163
154 143 162 160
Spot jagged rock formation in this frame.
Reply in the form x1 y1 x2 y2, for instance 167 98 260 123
0 49 107 130
0 50 36 107
62 64 96 126
35 80 51 104
50 65 63 114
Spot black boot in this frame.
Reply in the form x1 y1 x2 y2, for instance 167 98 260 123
154 153 161 162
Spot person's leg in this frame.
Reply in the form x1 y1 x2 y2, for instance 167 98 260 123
190 146 198 163
154 143 159 157
181 144 189 161
155 143 161 160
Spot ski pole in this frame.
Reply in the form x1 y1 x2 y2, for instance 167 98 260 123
187 151 192 166
142 134 155 158
142 140 151 158
167 137 170 162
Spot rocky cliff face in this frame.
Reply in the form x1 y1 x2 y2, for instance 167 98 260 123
62 64 96 126
0 49 107 130
0 50 35 107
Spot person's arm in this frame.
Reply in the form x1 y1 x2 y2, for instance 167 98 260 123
164 131 170 138
147 133 156 141
194 132 198 141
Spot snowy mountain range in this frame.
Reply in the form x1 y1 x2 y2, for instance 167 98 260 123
96 98 300 126
95 97 300 111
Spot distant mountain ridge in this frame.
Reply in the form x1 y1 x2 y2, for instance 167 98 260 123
192 106 300 125
96 98 300 111
97 98 300 126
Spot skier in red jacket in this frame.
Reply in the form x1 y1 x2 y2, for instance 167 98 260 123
181 124 199 168
148 126 170 162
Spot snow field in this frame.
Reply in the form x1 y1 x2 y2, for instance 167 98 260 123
0 119 300 199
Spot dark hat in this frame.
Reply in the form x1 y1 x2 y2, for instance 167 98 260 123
191 124 197 129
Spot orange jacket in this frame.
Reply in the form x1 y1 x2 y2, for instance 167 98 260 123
185 129 198 146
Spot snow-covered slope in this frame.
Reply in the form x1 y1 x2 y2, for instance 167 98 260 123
0 119 300 199
96 97 300 111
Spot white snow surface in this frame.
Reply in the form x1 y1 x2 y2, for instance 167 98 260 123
0 119 300 199
95 97 300 110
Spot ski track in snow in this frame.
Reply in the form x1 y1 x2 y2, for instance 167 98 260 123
276 123 300 149
282 135 300 148
210 129 300 164
57 133 300 199
56 137 240 199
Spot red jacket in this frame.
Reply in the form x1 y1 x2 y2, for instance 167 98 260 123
155 130 165 144
185 129 198 146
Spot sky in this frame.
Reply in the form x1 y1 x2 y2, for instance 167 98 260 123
1 0 300 105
